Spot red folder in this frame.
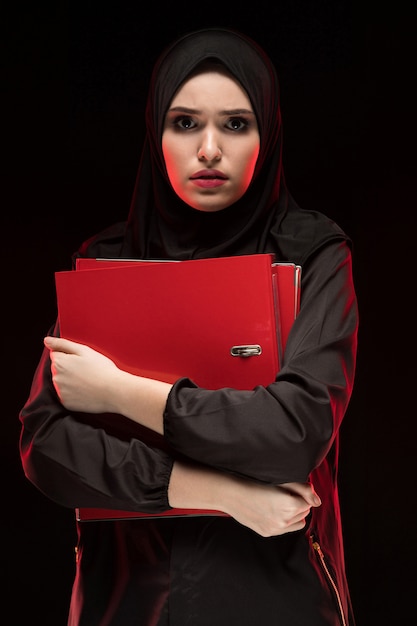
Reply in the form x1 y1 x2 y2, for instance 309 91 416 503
74 256 300 361
54 254 301 520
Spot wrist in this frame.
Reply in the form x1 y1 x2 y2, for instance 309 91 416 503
168 461 230 512
104 369 171 434
102 368 129 415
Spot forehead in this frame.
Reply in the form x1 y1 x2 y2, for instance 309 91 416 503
169 69 252 109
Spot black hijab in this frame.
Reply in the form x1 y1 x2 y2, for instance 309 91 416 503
82 28 349 264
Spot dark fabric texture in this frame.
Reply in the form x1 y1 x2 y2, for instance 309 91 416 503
19 28 358 625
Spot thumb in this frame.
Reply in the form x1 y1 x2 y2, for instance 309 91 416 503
304 483 321 507
44 336 82 354
281 482 322 507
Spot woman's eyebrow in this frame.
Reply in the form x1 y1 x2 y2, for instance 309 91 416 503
220 108 255 116
166 106 201 114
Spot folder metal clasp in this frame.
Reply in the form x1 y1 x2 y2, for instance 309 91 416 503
230 345 262 358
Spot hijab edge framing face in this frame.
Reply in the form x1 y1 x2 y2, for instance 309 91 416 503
123 28 290 260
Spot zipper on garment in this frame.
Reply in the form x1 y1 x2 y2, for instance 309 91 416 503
310 534 347 626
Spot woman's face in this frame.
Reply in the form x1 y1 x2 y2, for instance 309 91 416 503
162 68 260 212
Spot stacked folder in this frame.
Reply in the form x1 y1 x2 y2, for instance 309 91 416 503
54 253 301 520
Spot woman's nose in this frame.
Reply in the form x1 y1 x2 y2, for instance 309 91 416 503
197 134 222 161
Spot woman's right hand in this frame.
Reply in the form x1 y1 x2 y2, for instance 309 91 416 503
168 461 321 537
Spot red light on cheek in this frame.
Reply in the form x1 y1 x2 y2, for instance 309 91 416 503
161 151 181 194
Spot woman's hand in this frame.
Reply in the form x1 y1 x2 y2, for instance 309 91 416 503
44 337 120 414
169 461 321 537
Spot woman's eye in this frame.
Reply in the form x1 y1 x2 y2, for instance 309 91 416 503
174 116 196 130
226 117 248 131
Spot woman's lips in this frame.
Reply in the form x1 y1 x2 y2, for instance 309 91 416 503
190 169 228 188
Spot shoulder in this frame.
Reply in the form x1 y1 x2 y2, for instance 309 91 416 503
72 222 127 264
272 202 351 266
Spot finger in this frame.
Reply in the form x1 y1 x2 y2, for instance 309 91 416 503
286 518 308 533
44 336 83 354
281 482 321 507
269 515 309 537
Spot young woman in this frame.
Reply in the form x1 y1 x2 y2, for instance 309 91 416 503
20 28 358 625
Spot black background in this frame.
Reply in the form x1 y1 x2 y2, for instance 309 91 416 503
4 1 416 624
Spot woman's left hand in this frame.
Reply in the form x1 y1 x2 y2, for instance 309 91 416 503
44 336 120 414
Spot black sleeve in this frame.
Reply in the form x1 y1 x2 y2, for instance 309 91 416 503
163 241 358 484
19 321 174 512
